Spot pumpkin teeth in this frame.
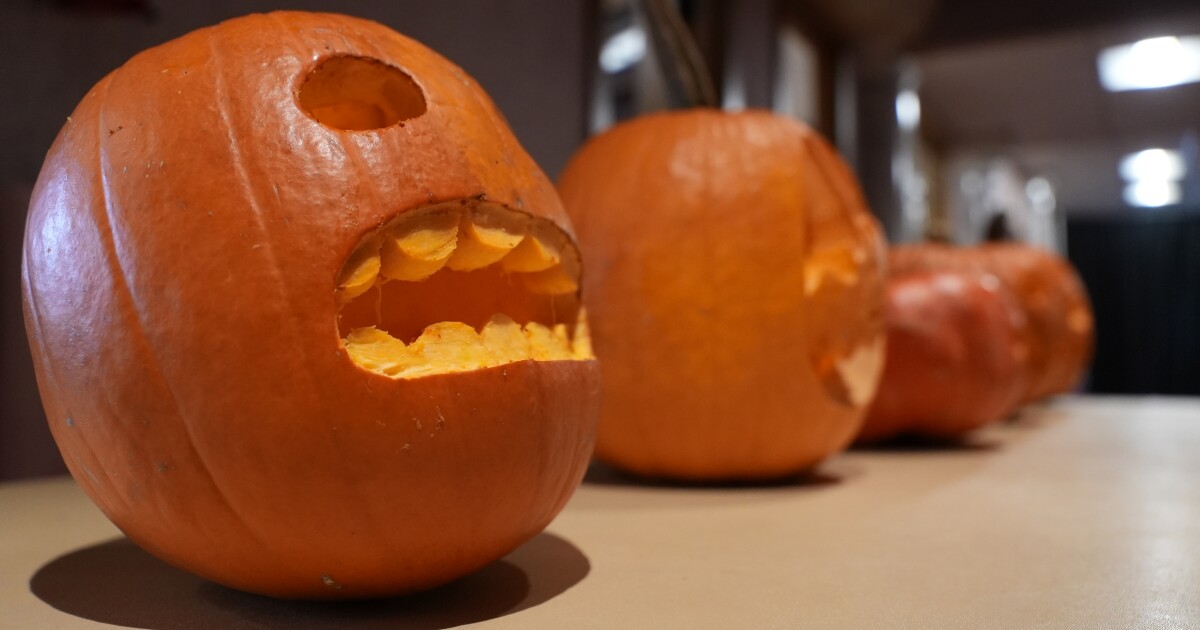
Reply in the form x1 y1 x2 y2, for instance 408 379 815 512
378 212 459 281
520 264 579 295
834 335 886 408
804 246 862 296
336 202 591 378
811 334 886 409
445 211 526 271
499 228 561 273
336 236 383 303
336 205 577 297
343 312 592 379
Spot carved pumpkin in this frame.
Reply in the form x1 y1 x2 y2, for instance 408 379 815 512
22 12 599 599
558 110 886 480
858 270 1029 443
890 243 1093 402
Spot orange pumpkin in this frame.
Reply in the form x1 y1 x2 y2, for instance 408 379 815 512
558 110 886 480
890 243 1093 402
22 12 598 599
977 243 1093 400
858 270 1029 443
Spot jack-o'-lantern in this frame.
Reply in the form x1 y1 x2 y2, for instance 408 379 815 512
558 110 886 480
22 12 598 599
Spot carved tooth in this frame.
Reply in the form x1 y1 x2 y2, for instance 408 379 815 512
523 322 573 360
522 323 557 360
481 314 526 363
834 335 886 408
343 327 421 376
379 211 459 281
521 264 579 295
446 214 526 271
572 308 593 358
337 237 382 303
501 230 561 273
409 322 485 370
804 247 860 296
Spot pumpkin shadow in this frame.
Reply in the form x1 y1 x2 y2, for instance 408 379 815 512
30 532 588 630
1005 404 1056 429
582 459 851 490
851 433 1001 453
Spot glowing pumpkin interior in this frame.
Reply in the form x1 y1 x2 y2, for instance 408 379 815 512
335 203 593 378
803 212 887 410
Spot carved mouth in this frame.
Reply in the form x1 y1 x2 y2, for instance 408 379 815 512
804 213 887 409
335 201 592 378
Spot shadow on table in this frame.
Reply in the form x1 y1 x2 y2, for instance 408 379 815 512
852 401 1074 454
850 433 1002 454
582 458 857 490
30 532 588 629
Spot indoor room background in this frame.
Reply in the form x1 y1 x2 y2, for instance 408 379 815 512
2 0 1198 480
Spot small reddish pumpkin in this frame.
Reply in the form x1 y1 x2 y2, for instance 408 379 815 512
890 243 1094 402
858 269 1029 443
23 12 598 599
558 110 886 480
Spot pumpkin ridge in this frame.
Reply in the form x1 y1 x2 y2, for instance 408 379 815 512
92 55 285 564
206 31 330 405
23 261 112 515
266 11 310 57
207 33 285 284
20 225 121 519
338 128 392 230
196 35 368 570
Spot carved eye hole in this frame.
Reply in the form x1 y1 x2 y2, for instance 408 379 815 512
298 55 426 130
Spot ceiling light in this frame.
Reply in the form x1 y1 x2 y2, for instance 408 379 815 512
600 27 647 74
1025 177 1055 213
895 89 921 130
1118 148 1187 182
1123 180 1182 208
1098 35 1200 91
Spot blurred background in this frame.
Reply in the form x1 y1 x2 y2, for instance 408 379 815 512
2 0 1198 480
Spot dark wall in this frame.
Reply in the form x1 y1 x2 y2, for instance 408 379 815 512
1067 208 1200 396
0 0 591 182
0 0 593 480
0 184 57 479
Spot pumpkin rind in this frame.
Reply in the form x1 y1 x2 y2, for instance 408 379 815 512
558 109 886 480
890 243 1094 403
859 269 1029 443
23 12 598 599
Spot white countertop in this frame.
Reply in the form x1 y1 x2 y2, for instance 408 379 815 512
3 396 1199 629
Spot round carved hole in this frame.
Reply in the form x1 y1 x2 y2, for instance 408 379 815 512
298 55 426 130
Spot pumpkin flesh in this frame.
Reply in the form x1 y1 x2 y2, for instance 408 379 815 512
335 202 592 378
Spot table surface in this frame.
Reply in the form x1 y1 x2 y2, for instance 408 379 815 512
3 395 1199 629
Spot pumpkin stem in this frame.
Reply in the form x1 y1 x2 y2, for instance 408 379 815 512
641 0 718 108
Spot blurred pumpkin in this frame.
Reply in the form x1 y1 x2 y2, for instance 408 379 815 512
858 270 1029 443
22 12 599 599
558 110 886 480
890 242 1093 402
